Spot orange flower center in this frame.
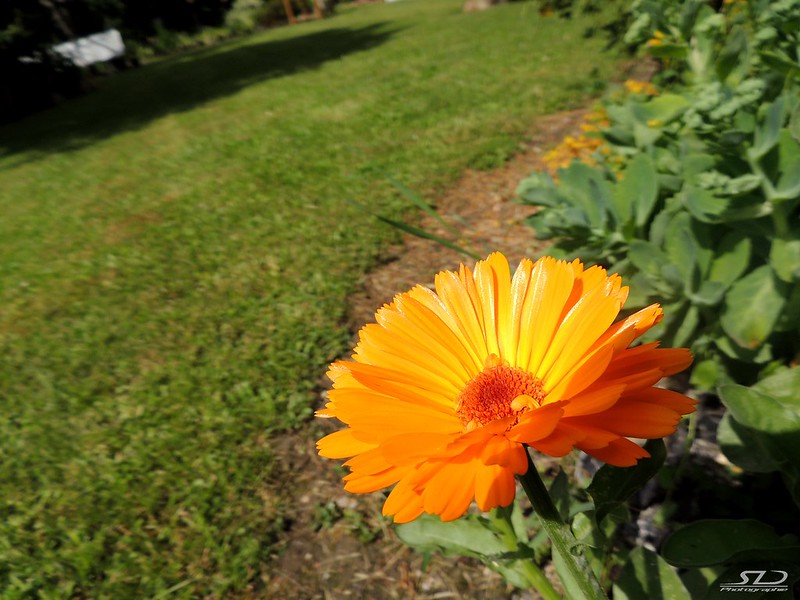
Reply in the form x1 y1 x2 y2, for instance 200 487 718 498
455 360 545 430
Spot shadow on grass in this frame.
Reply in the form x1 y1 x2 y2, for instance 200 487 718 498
0 23 396 163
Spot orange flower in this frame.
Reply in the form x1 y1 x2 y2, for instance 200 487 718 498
317 253 694 523
624 79 658 96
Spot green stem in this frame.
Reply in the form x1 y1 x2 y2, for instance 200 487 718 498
665 412 697 506
491 508 561 600
518 450 607 600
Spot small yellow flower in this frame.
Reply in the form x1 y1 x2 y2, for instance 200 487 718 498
646 118 662 128
624 79 658 96
646 31 666 47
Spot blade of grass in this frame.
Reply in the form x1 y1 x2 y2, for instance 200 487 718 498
347 198 482 260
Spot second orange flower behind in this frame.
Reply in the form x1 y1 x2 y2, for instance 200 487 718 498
317 253 694 523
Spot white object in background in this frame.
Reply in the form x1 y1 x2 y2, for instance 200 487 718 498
52 29 125 68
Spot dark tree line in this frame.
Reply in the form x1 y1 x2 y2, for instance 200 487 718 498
1 0 234 55
0 0 238 122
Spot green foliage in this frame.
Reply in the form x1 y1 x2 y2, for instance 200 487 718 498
514 2 800 596
395 506 544 590
0 1 625 596
662 519 800 568
397 459 675 598
587 439 666 523
718 367 800 506
517 0 800 390
613 547 690 600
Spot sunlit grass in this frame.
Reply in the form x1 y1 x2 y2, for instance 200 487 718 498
0 1 622 596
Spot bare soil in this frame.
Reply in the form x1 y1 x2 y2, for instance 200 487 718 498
263 109 592 599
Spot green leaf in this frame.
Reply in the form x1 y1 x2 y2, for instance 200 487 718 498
721 382 800 436
549 468 571 522
770 238 800 282
720 266 788 349
395 513 509 558
661 519 800 568
664 212 711 290
715 335 774 364
679 566 725 599
634 122 664 147
709 232 751 288
673 304 700 346
587 439 666 524
647 42 689 60
690 358 724 391
790 102 800 143
752 366 800 401
682 186 728 223
715 27 748 84
374 215 481 260
385 175 463 242
772 131 800 202
516 172 559 207
628 240 679 293
628 155 659 228
613 547 691 600
760 50 800 79
687 281 726 307
718 379 800 467
750 97 785 159
717 412 785 473
633 94 691 124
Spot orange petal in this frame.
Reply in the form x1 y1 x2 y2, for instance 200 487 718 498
380 432 459 466
556 422 620 449
580 401 684 438
537 281 622 384
508 258 535 366
317 428 377 459
545 344 614 403
355 319 472 389
519 258 576 373
473 253 511 358
334 396 462 438
344 466 404 493
343 447 393 475
345 362 455 407
507 402 565 443
475 464 517 511
588 304 663 353
383 478 425 523
605 345 693 380
421 455 479 521
561 384 625 417
480 436 528 473
628 387 698 413
582 438 649 467
435 269 488 361
528 427 580 457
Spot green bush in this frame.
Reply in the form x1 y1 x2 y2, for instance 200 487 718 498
518 0 800 391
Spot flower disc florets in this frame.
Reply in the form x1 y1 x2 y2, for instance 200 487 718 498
456 357 545 430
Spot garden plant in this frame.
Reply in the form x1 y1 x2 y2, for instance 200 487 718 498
319 0 800 598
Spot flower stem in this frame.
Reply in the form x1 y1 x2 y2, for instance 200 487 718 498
518 450 607 600
490 508 560 600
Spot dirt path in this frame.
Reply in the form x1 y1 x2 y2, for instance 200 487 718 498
261 109 594 600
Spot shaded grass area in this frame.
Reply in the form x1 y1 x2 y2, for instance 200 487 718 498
0 1 621 597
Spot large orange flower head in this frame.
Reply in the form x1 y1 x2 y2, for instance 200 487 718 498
317 253 694 523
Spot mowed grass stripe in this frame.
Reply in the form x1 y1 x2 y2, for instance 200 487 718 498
0 1 620 596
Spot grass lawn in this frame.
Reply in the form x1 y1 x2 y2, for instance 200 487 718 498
0 1 622 596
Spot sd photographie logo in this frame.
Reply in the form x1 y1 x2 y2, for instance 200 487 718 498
720 570 789 593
